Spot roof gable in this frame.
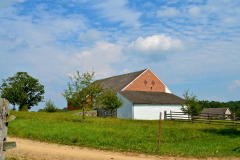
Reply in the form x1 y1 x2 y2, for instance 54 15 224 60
95 69 147 92
95 68 172 94
122 68 172 93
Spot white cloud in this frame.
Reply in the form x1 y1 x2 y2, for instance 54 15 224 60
142 1 155 8
66 73 77 78
123 69 130 73
157 6 181 17
47 91 61 98
10 40 29 51
78 29 101 44
0 34 16 41
228 80 240 91
188 6 201 17
0 6 124 82
0 5 88 49
75 41 125 79
0 0 25 8
92 0 142 27
125 34 184 60
203 95 226 102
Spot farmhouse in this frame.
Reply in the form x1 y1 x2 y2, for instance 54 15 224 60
201 108 231 119
95 68 185 120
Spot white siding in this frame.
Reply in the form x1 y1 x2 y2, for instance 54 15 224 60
117 93 133 119
225 108 231 114
133 104 182 120
165 86 172 93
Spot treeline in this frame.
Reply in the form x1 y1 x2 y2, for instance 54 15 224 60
38 107 68 112
199 100 240 115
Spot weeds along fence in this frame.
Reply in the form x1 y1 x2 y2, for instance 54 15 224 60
0 98 16 160
164 111 240 128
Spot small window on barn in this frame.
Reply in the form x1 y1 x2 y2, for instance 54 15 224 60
144 79 148 86
152 80 155 86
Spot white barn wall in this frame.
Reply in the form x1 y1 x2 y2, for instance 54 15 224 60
133 104 182 120
117 93 133 119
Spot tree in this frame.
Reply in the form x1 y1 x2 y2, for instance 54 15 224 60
181 90 202 116
97 88 124 118
0 72 45 110
209 101 223 108
62 70 102 121
43 99 58 113
0 82 23 110
198 100 210 109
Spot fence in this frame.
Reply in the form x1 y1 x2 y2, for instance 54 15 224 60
0 98 16 160
164 111 191 121
97 108 117 118
165 110 240 128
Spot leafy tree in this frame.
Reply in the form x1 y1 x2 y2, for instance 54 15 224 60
181 90 202 116
43 99 58 113
209 101 223 108
21 105 29 112
0 82 23 110
198 100 210 109
97 88 124 117
62 70 102 121
0 72 45 110
229 103 240 116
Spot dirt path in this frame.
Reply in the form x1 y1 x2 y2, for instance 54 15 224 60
5 137 235 160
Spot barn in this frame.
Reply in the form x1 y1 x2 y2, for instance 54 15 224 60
95 68 185 120
201 108 231 120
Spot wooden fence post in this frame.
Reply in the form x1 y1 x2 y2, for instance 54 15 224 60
170 111 172 120
159 112 162 150
209 113 211 124
0 98 16 160
191 114 194 124
164 111 167 121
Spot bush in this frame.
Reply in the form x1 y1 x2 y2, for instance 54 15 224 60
181 90 202 116
20 105 29 112
43 99 58 113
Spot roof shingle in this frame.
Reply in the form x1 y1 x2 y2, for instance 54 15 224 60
95 69 147 92
201 108 230 114
118 91 185 104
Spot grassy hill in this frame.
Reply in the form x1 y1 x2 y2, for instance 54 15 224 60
7 111 240 158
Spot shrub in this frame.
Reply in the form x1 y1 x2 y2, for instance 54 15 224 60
181 90 202 116
97 88 124 117
21 105 28 112
43 99 58 113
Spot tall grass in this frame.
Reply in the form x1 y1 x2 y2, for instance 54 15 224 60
8 111 240 158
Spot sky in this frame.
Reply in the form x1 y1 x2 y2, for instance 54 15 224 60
0 0 240 111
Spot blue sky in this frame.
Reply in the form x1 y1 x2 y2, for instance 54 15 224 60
1 0 240 111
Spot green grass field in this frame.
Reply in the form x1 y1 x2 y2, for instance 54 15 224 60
7 111 240 158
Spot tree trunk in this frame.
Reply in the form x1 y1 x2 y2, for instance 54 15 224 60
83 108 85 122
13 104 16 114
